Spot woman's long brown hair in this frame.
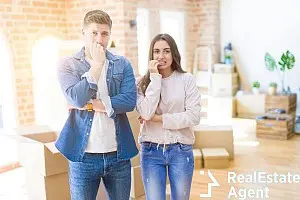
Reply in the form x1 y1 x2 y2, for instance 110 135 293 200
137 33 186 95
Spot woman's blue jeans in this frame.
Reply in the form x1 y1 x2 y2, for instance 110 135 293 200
140 142 194 200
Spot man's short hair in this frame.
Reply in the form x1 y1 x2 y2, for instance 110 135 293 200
83 10 112 29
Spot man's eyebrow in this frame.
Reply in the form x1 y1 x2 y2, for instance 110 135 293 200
91 30 109 33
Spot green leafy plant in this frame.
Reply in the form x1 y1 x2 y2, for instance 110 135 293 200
269 82 277 87
278 51 295 70
252 81 260 88
264 50 295 94
225 55 231 59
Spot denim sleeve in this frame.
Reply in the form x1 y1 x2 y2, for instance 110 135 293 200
110 59 137 119
57 58 97 108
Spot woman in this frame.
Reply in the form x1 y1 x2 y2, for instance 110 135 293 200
136 33 201 200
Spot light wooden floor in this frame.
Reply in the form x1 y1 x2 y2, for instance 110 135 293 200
1 118 300 200
136 118 300 200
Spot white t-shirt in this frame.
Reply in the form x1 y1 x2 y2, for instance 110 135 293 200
84 59 117 153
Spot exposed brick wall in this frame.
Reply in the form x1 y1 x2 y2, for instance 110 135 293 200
64 0 219 74
0 0 220 126
197 0 221 70
137 0 202 73
0 0 67 125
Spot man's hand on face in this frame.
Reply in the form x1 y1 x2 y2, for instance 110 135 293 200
90 42 106 64
88 42 106 81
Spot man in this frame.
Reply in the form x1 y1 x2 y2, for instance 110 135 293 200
55 10 138 200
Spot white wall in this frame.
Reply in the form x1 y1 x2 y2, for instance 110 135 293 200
221 0 300 113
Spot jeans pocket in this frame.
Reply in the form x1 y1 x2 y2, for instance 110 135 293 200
141 142 153 154
179 144 193 152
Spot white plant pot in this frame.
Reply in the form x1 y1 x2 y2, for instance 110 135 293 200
252 87 260 94
268 86 277 95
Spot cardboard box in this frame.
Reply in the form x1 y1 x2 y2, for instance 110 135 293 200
207 97 236 125
236 93 265 118
13 126 70 200
193 125 234 160
17 131 68 176
211 73 238 97
193 149 202 169
25 168 70 200
214 63 235 73
128 110 141 150
131 153 140 167
202 148 229 169
130 166 145 198
195 71 211 88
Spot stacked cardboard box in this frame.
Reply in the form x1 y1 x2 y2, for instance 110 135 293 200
15 126 70 200
193 149 203 169
212 63 238 96
130 154 145 199
127 110 142 150
193 125 234 160
192 148 230 169
208 96 236 125
236 93 266 118
208 63 238 125
202 148 230 169
128 110 145 199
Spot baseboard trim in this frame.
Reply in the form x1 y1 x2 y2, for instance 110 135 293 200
0 162 21 173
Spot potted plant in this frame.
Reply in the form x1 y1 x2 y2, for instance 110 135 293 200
265 50 295 94
252 81 260 94
268 82 277 95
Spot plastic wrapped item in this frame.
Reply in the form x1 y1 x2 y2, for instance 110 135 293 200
224 43 233 64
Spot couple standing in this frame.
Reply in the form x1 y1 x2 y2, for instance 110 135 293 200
56 9 201 200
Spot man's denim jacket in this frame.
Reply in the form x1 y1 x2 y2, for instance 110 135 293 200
55 48 138 162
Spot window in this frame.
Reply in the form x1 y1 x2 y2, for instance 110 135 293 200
160 11 186 70
0 32 16 130
32 37 83 130
136 8 150 76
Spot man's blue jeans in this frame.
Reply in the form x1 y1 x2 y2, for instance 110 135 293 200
140 142 194 200
68 152 131 200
